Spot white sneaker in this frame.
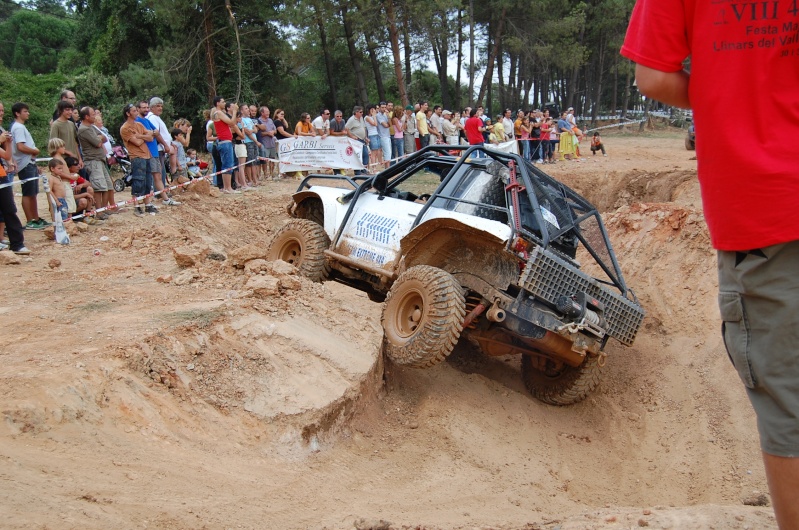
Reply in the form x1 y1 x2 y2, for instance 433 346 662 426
0 241 8 251
164 198 182 206
537 159 543 163
13 246 31 255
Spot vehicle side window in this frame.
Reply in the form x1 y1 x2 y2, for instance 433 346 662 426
432 168 508 223
391 161 450 199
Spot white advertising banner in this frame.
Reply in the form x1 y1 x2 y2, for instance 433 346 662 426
484 139 520 155
278 137 365 172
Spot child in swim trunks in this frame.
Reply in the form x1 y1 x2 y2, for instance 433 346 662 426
48 158 72 222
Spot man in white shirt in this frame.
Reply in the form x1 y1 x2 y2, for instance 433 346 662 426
312 109 330 138
146 97 176 187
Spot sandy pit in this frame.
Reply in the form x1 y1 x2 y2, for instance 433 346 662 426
0 128 777 529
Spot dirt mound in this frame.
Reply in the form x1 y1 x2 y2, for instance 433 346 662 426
0 134 775 529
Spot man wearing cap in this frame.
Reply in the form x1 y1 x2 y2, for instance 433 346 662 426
402 105 417 155
146 97 180 205
441 110 458 145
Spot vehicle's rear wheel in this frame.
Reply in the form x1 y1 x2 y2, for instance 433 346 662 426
267 219 330 282
521 353 601 406
382 265 465 368
685 137 695 151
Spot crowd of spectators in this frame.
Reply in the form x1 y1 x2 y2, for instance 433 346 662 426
0 88 598 257
0 90 207 255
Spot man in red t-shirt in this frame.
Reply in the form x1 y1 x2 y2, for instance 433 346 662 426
464 108 486 156
622 3 799 527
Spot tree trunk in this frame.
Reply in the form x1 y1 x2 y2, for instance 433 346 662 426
566 23 586 110
639 97 652 132
224 0 243 102
611 56 618 117
402 0 412 100
497 43 505 113
202 0 217 102
366 32 386 102
621 64 631 128
384 0 407 107
314 2 337 111
468 0 475 106
455 7 463 111
476 7 506 106
432 12 450 110
590 37 604 127
341 3 369 105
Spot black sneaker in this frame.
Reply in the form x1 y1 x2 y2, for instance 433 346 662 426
145 205 158 214
134 207 144 217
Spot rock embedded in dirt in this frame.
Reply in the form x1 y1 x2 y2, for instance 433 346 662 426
268 259 297 276
0 252 22 265
244 259 269 274
186 179 212 195
207 245 227 261
353 518 392 530
48 258 61 269
173 270 198 286
229 243 269 268
245 275 280 297
742 492 769 506
278 275 302 291
157 274 173 283
173 246 209 268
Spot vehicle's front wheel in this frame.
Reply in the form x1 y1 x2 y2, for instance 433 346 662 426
267 219 330 282
521 353 602 406
382 265 465 368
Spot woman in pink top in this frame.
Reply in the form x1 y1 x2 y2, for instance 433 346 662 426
391 108 404 166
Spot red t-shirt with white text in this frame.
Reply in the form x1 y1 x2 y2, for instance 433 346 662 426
621 0 799 250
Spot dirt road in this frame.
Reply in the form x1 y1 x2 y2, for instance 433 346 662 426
0 128 776 529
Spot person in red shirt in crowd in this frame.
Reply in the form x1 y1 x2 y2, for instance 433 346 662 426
622 3 799 528
463 108 486 157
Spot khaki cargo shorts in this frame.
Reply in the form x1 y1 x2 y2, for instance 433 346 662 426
718 240 799 457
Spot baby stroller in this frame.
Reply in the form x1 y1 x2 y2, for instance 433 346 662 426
110 145 133 192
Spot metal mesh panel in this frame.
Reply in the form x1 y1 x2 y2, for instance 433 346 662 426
520 246 645 346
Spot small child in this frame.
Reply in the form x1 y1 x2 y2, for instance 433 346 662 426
186 148 202 179
170 128 189 183
591 132 607 156
47 158 72 223
48 139 81 220
64 156 97 222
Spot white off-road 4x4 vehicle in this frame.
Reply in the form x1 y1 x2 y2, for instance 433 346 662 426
268 145 644 405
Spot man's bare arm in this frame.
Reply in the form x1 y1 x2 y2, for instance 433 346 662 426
635 64 691 109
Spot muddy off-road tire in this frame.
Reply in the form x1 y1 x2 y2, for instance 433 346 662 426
521 353 602 406
382 265 465 368
267 219 330 282
685 136 695 151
